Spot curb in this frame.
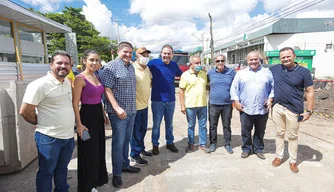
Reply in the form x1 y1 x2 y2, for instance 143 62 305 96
312 111 334 119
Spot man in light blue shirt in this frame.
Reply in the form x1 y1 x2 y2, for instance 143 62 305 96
230 51 274 160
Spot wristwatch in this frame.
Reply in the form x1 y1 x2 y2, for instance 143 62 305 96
306 110 313 115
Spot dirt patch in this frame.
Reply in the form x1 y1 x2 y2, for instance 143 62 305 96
313 82 334 117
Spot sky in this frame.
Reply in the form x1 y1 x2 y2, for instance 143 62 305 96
11 0 334 54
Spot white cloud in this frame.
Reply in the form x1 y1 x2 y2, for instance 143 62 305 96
22 0 334 55
20 0 73 12
82 0 116 38
262 0 334 18
296 10 334 18
129 0 258 26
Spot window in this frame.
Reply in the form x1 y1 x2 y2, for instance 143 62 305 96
18 25 42 44
21 55 44 64
19 25 44 63
326 43 333 50
0 19 12 38
0 53 16 62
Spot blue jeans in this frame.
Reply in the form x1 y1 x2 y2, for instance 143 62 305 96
34 131 74 192
151 101 175 146
130 108 148 158
186 107 208 146
109 113 136 176
240 112 268 153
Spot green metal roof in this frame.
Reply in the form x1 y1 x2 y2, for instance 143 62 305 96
192 46 203 53
204 18 334 54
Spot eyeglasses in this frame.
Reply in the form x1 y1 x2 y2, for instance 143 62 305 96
216 60 225 63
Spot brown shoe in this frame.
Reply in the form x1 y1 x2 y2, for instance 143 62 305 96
272 158 282 167
290 162 299 173
152 145 159 155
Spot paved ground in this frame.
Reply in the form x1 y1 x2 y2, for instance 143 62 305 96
1 93 334 192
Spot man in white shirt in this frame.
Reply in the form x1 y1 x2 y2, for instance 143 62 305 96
19 50 75 192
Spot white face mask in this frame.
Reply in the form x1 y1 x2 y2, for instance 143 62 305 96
139 57 150 65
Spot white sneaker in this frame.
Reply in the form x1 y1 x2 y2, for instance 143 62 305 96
91 188 98 192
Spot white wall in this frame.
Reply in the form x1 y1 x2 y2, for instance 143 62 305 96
265 32 334 78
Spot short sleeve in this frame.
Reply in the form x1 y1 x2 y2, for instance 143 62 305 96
176 65 183 77
22 82 44 106
179 72 187 89
102 66 115 89
303 69 313 88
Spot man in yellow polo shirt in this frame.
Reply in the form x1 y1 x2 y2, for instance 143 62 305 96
130 47 152 166
179 55 210 153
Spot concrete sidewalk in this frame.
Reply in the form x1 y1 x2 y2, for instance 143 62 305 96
1 95 334 192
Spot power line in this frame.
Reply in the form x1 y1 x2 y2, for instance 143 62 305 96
214 0 325 44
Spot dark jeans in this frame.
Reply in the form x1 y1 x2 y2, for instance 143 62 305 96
240 112 268 153
209 104 233 146
34 132 74 192
108 113 136 176
130 107 149 158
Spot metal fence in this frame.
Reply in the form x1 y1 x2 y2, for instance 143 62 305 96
21 63 49 81
0 62 18 82
0 62 49 82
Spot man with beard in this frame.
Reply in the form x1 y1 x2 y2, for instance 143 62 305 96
230 51 274 160
270 47 314 173
19 50 75 192
148 44 183 155
102 41 140 188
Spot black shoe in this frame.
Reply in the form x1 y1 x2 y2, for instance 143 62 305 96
152 145 159 155
132 156 148 166
122 166 141 173
112 176 122 188
255 152 265 160
241 151 250 158
186 144 195 153
166 143 179 153
141 150 153 156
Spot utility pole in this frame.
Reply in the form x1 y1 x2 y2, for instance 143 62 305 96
208 13 214 66
116 18 120 45
201 33 204 65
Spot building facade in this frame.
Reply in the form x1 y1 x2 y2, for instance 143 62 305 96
204 18 334 78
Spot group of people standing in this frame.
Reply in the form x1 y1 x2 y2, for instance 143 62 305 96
19 42 314 191
179 47 314 175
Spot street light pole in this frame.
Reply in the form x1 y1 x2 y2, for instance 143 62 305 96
192 33 205 65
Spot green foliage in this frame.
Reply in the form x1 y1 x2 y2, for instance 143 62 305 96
39 7 113 62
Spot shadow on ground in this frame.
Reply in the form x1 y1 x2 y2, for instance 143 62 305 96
108 136 189 190
0 134 323 191
214 134 323 165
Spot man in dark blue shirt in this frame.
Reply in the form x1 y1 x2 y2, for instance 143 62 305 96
270 47 314 173
147 44 183 155
207 55 236 153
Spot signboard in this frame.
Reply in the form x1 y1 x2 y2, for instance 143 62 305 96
65 33 78 66
265 50 316 71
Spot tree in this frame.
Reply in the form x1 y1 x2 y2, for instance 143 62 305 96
37 7 113 62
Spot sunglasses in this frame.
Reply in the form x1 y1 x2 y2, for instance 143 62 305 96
216 60 225 63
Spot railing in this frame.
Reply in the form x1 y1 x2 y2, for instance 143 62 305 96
0 62 19 82
0 62 50 82
21 63 49 81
